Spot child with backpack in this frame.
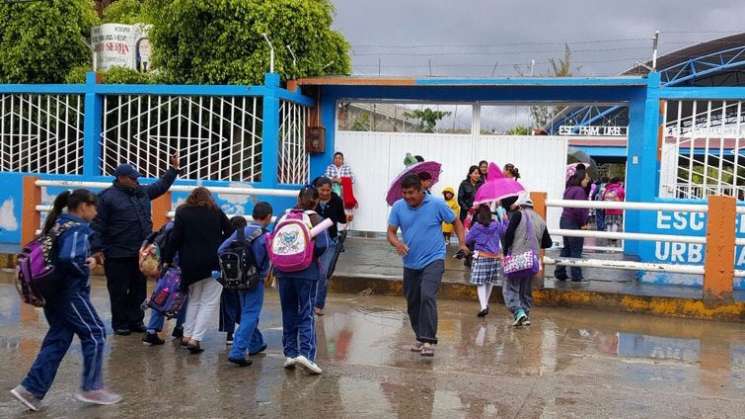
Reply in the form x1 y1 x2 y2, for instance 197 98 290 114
219 216 248 345
466 204 507 318
11 189 122 411
218 203 274 367
501 192 553 327
141 221 188 346
603 178 625 246
271 186 330 375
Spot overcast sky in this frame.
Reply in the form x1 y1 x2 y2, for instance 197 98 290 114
331 0 745 78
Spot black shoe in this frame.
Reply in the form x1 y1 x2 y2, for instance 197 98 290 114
249 344 268 356
477 307 489 318
171 326 184 339
130 324 147 333
555 275 568 282
142 333 165 346
228 357 253 367
226 333 234 345
114 329 131 336
187 341 204 354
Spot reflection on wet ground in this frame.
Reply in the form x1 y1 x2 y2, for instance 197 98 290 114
1 277 745 418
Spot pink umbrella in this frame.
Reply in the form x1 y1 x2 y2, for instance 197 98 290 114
473 178 524 206
386 160 442 206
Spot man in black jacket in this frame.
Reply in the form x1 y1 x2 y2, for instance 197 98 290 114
91 155 180 335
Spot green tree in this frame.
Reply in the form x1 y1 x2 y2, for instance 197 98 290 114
507 126 530 135
404 108 451 133
351 113 370 131
102 0 147 24
146 0 351 85
0 0 98 83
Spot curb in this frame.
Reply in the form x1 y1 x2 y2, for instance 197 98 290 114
329 273 745 322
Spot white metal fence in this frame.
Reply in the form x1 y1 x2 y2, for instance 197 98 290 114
660 100 745 200
100 95 263 181
0 94 84 174
278 100 309 184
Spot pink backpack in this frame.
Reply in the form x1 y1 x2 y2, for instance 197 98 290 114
269 209 315 272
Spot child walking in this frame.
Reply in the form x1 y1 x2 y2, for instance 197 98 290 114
11 189 122 411
219 215 248 345
275 187 329 375
441 187 460 244
466 204 507 317
501 192 553 327
220 203 273 367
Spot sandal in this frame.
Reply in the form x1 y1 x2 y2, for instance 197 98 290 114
410 342 424 352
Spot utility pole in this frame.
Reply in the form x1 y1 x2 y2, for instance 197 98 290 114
652 30 660 71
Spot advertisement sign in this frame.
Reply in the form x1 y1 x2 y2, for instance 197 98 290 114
91 23 150 71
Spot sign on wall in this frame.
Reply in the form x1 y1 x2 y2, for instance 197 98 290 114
91 23 151 71
558 125 627 136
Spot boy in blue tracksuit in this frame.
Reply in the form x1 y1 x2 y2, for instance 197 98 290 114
275 187 329 375
11 189 122 411
219 203 273 366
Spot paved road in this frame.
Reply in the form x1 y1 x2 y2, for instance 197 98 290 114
1 276 744 418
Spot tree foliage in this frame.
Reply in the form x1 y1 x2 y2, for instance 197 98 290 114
146 0 351 85
506 126 530 135
0 0 97 83
404 108 451 133
515 44 582 129
101 0 147 24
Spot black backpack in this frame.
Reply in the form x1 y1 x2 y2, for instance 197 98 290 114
217 227 264 291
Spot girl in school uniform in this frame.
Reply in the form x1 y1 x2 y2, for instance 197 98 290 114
11 189 122 411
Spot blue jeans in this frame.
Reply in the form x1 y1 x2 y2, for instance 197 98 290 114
228 282 266 359
277 277 317 361
22 290 106 398
146 299 187 334
219 289 242 334
555 217 584 280
315 239 338 309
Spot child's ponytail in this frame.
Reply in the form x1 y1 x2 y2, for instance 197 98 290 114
42 190 70 234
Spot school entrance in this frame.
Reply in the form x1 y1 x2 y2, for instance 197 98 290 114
334 113 569 232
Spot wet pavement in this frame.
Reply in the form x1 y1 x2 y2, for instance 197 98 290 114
1 274 745 418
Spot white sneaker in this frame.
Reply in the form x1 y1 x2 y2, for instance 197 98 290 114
283 357 297 369
294 355 323 375
74 389 123 406
10 385 41 411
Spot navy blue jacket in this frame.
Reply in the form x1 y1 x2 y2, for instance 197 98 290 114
91 168 178 258
49 214 94 297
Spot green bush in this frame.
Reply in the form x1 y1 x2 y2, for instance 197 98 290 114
147 0 351 85
0 0 98 83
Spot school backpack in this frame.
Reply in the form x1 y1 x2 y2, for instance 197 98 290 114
218 226 264 290
15 221 78 307
139 222 174 278
268 209 315 272
146 266 186 318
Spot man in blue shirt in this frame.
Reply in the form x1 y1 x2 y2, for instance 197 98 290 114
387 174 468 357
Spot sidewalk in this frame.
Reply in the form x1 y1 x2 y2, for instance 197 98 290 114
332 237 745 322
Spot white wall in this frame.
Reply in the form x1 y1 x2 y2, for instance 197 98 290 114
336 131 568 232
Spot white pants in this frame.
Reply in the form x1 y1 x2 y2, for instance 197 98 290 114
183 277 222 342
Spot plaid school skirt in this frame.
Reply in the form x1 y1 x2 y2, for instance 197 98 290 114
469 254 502 286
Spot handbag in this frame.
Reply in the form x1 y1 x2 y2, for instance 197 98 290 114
502 211 541 278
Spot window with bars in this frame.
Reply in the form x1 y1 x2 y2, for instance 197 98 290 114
660 100 745 200
0 94 84 174
278 100 309 184
101 95 263 181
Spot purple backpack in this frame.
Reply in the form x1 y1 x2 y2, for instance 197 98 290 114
16 221 77 307
146 266 186 318
268 209 315 273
